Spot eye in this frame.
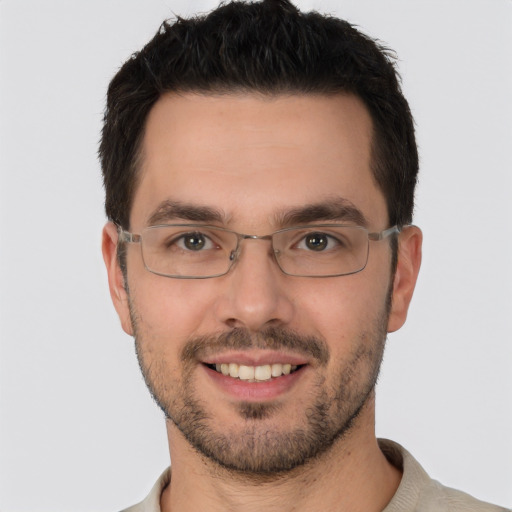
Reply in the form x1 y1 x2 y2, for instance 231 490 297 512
176 232 215 251
298 232 339 252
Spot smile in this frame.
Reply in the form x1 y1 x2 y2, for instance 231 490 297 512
207 363 300 381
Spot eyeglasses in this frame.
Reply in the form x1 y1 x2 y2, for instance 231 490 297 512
118 224 400 279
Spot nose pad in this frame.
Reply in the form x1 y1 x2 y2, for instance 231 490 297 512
226 246 243 275
228 247 242 271
227 236 271 272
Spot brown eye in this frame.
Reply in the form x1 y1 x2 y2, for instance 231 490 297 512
305 233 329 251
183 233 206 251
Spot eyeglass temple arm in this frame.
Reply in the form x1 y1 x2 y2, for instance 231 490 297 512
117 229 141 243
368 225 401 241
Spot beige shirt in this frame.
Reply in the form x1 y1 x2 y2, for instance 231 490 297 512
120 440 509 512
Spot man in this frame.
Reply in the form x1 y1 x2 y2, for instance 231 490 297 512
99 1 507 511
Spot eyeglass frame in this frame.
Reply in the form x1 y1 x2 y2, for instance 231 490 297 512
117 223 401 279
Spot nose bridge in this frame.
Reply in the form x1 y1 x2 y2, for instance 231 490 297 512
217 232 294 331
241 233 273 244
231 233 276 267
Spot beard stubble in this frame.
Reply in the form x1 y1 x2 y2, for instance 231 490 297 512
131 306 389 476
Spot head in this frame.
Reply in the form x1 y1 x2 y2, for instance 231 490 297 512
101 0 422 477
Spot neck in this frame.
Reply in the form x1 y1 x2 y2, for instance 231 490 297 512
160 397 401 512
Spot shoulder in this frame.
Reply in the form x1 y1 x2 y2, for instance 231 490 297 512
423 480 509 512
119 468 171 512
379 439 510 512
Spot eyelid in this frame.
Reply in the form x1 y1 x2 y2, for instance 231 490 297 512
177 227 236 247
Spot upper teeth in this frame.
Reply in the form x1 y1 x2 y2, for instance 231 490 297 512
214 363 297 381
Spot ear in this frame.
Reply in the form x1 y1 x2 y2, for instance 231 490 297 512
102 222 134 336
387 226 422 333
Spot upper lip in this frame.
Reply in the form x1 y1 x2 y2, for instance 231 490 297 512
201 350 310 367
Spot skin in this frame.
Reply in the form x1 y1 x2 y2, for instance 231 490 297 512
103 92 422 512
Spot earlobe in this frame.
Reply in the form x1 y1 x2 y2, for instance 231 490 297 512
102 222 134 336
387 226 422 333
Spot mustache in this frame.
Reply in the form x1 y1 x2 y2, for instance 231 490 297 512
181 327 330 366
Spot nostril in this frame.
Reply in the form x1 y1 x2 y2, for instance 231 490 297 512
225 318 238 329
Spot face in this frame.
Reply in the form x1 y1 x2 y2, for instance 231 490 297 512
103 92 421 475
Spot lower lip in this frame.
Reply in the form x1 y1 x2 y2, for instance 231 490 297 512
203 364 306 401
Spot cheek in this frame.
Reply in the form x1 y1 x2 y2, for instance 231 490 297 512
295 274 390 347
128 271 219 344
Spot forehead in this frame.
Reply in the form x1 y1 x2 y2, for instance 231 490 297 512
131 92 386 230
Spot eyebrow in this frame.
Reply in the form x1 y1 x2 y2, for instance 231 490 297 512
275 198 368 227
146 197 368 229
147 200 226 226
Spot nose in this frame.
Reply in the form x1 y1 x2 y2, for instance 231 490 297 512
213 238 295 331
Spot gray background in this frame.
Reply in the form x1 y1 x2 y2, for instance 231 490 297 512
1 0 511 510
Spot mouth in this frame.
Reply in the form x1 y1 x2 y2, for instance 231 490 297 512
205 362 303 382
201 354 309 401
